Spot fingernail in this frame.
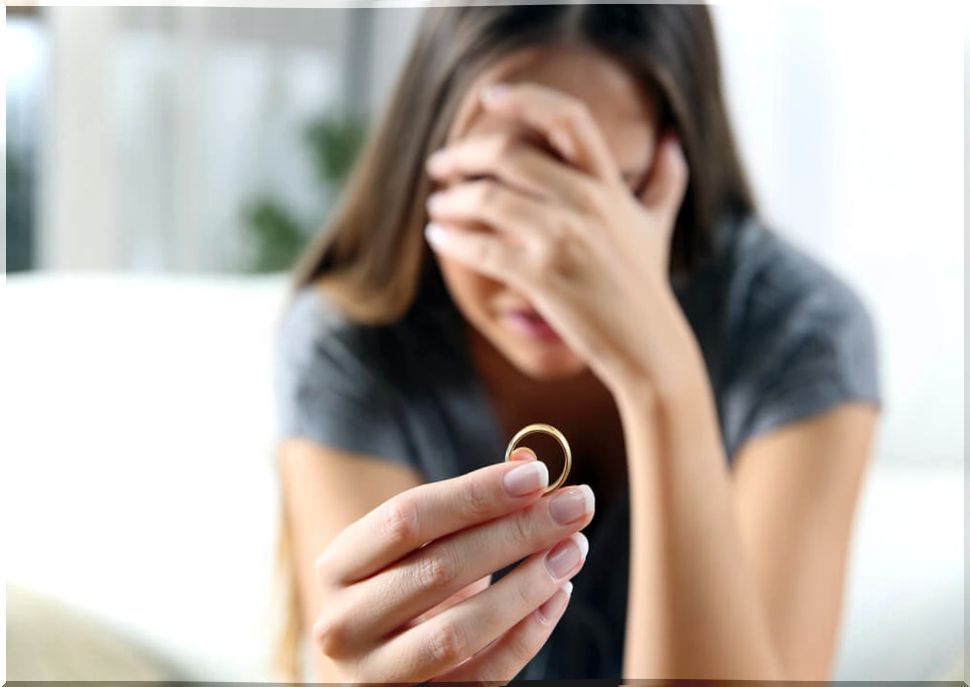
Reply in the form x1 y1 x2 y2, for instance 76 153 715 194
548 485 595 525
425 222 447 246
545 532 588 580
503 460 549 496
537 581 573 625
481 82 509 105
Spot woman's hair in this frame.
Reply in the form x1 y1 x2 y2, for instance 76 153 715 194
274 3 756 678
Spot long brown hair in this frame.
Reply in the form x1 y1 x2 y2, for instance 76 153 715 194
274 3 756 679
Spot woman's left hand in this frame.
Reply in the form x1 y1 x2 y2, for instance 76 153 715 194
424 81 690 397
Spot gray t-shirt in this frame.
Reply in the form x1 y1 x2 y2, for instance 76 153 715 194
273 212 881 680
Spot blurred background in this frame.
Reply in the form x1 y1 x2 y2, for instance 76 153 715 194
4 2 965 682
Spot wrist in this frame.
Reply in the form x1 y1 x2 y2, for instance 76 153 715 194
609 285 706 407
611 364 707 424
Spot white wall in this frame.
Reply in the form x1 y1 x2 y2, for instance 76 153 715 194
39 6 351 272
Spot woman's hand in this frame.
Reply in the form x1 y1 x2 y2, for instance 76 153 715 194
424 82 691 398
312 450 594 684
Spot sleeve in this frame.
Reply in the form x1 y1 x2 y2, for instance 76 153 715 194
273 291 416 468
728 258 883 454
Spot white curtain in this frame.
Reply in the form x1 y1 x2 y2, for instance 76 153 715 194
40 6 369 272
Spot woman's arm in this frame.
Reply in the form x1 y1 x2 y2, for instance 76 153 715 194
731 402 878 679
277 438 425 681
613 306 878 680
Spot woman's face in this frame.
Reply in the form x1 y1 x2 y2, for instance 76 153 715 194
430 43 660 381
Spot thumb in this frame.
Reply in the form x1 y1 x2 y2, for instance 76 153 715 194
639 130 689 228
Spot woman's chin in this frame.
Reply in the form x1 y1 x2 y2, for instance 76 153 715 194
504 340 587 381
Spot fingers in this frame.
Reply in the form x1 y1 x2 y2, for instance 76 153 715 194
426 179 582 253
425 131 594 210
361 533 589 683
317 449 546 586
428 582 573 683
479 81 622 185
330 484 594 652
425 221 530 291
638 130 689 230
407 574 492 627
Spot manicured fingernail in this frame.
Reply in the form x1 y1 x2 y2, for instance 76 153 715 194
503 460 549 496
549 485 595 525
537 581 572 625
425 222 447 246
481 82 509 105
545 532 588 580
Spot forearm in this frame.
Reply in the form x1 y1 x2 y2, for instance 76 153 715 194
614 308 783 680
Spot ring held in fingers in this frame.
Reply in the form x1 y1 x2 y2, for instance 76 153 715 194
504 423 571 495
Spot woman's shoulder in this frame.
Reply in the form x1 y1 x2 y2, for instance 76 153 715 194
276 282 460 378
273 282 422 466
690 213 882 458
273 281 492 478
277 283 400 370
723 214 875 334
277 282 359 349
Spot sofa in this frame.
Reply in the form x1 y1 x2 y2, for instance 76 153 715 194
4 272 964 681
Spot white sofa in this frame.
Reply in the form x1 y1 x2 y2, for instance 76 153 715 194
3 272 964 681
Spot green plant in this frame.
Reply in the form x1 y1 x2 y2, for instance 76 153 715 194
6 147 36 272
242 114 367 273
306 116 367 187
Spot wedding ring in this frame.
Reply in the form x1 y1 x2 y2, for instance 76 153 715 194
504 423 572 494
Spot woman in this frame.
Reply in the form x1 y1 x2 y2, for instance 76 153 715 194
273 4 881 683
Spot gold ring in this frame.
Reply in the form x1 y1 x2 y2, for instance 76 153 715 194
504 423 572 494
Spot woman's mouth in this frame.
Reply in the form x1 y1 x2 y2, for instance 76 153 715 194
504 308 562 342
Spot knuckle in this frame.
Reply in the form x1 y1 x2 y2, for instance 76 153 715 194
417 548 458 590
577 184 606 212
508 510 537 549
550 214 573 241
380 497 418 547
493 133 519 159
507 627 539 664
426 621 467 666
464 477 494 519
565 100 591 127
314 548 336 585
313 608 351 659
473 238 500 270
547 219 573 249
475 179 499 206
530 240 564 276
495 147 525 180
513 575 535 609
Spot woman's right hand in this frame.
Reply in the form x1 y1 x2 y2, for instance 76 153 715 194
311 449 595 683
